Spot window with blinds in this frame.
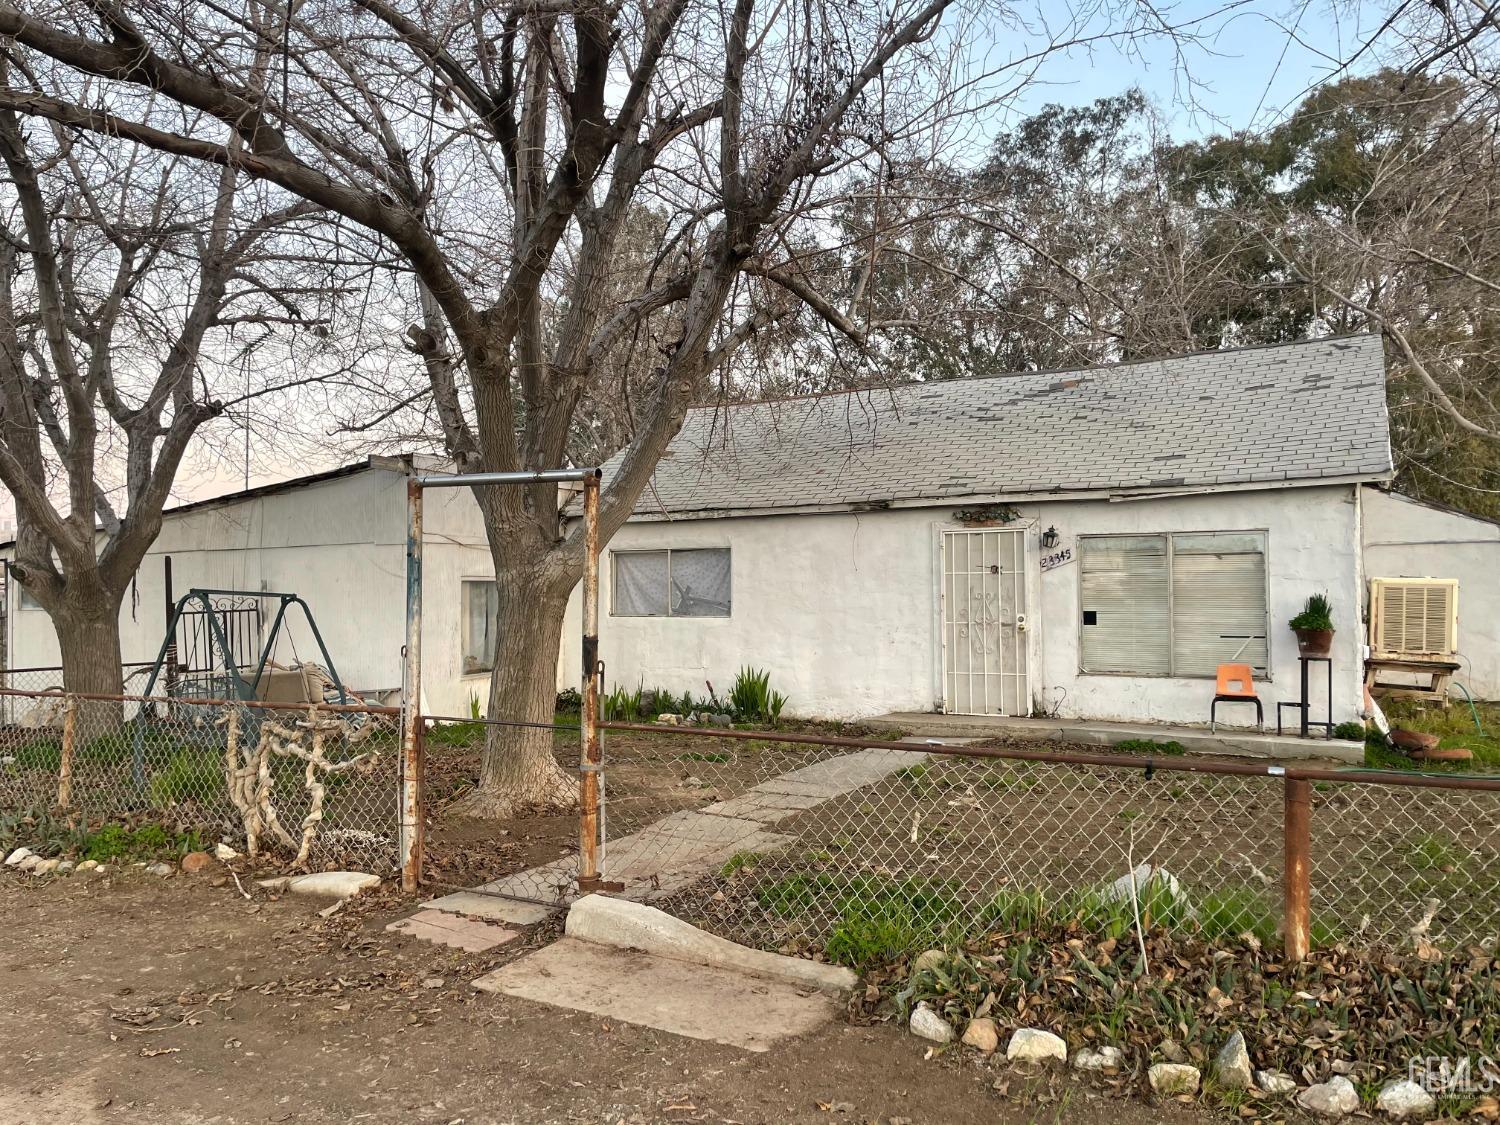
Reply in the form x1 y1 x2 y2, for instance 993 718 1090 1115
1080 532 1268 678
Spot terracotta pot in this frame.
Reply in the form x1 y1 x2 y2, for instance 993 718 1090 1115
1411 747 1472 762
1389 728 1441 753
1294 627 1334 656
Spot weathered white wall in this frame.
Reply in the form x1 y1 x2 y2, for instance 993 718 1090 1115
1361 488 1500 699
559 484 1366 728
0 464 496 716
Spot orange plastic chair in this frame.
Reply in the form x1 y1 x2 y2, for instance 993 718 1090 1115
1211 663 1262 732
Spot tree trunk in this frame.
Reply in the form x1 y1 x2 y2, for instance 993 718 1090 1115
54 596 126 734
448 560 576 819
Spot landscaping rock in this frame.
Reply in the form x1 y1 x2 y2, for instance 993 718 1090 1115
912 949 947 974
1257 1071 1297 1096
180 851 214 874
4 847 32 866
908 1002 954 1044
1213 1030 1253 1090
214 843 240 861
1148 1063 1201 1096
709 713 734 727
1375 1080 1436 1119
1298 1076 1360 1117
961 1018 999 1053
56 860 74 874
75 859 98 873
1073 1046 1125 1071
32 858 61 875
1006 1028 1067 1064
286 871 381 899
17 854 40 872
1157 1038 1187 1063
655 713 681 725
144 862 173 877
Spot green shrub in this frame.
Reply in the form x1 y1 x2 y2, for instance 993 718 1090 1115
1115 738 1186 756
10 738 62 772
1333 720 1366 741
602 683 644 722
149 749 223 807
728 667 788 724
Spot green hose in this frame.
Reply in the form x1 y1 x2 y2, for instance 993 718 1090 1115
1453 680 1485 736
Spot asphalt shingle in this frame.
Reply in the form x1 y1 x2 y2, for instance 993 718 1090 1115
617 335 1392 517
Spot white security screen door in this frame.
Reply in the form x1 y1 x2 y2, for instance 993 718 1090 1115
941 529 1029 715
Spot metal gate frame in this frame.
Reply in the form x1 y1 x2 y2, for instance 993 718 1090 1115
400 466 602 892
939 527 1030 716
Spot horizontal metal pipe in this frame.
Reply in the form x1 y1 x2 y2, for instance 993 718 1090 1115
0 685 401 717
598 721 1500 793
423 714 579 731
415 468 601 488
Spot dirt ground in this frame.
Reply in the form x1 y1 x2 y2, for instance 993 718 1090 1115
0 869 1219 1125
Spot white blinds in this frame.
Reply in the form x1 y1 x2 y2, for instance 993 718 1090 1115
1171 533 1268 676
1081 532 1268 678
1080 535 1171 674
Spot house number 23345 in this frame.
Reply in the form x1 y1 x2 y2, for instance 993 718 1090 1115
1040 546 1074 572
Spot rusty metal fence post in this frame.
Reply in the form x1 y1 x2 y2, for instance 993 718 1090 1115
1282 775 1312 961
399 476 424 892
577 471 612 895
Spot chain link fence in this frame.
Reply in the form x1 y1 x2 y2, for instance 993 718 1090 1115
588 724 1500 959
0 685 400 872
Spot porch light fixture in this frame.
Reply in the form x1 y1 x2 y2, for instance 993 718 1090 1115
1040 526 1059 550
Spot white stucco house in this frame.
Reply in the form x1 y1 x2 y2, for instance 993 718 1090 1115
7 332 1494 725
560 334 1398 727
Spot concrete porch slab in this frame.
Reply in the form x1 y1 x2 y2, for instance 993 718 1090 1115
422 890 559 926
471 937 840 1051
866 713 1364 763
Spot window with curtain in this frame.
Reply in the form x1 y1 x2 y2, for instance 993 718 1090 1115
462 579 499 673
1080 532 1268 677
613 548 731 617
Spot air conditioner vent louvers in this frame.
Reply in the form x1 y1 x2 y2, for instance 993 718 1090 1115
1369 578 1458 658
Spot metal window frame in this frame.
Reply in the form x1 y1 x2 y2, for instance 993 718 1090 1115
1076 528 1271 680
609 546 732 618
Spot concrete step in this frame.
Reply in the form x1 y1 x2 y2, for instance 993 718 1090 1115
386 908 520 953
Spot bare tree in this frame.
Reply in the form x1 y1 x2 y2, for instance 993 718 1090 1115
0 0 1227 815
0 68 328 698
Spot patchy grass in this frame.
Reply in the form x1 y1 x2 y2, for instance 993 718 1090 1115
79 821 206 863
1113 738 1187 756
1370 698 1500 772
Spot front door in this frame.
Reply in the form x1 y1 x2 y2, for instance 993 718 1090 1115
941 529 1029 715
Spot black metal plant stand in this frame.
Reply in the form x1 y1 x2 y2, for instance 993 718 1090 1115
1276 654 1334 738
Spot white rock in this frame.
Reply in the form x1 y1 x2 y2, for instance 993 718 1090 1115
4 847 32 866
214 843 240 861
1375 1079 1435 1119
17 854 40 872
285 871 381 899
1213 1030 1253 1090
1006 1028 1068 1064
144 862 173 876
31 858 61 875
94 864 113 875
908 1002 954 1044
1073 1046 1126 1071
75 859 98 872
1298 1076 1360 1117
1257 1071 1298 1096
961 1017 999 1053
655 713 680 725
1149 1063 1201 1095
56 860 74 874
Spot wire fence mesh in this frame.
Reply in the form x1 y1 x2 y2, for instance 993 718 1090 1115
0 686 400 872
587 725 1500 959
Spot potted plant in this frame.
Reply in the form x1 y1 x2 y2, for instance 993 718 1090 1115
1290 593 1335 656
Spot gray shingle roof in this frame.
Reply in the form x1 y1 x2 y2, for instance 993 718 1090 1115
619 335 1392 517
